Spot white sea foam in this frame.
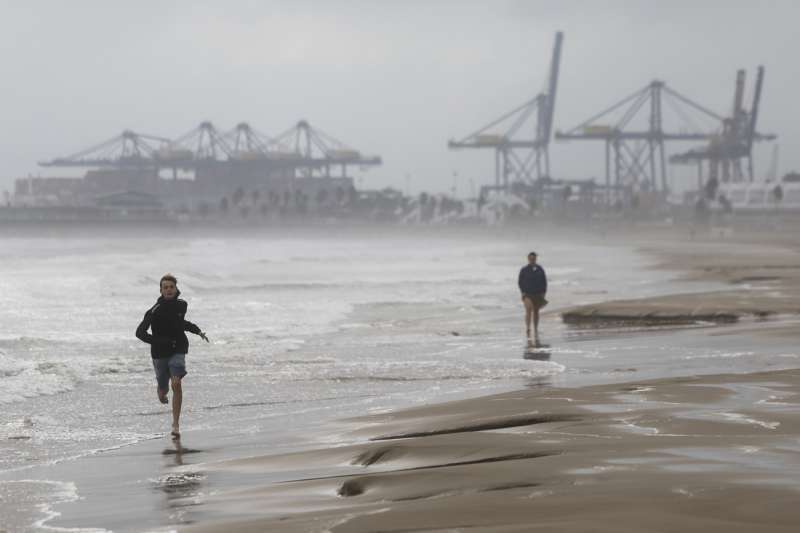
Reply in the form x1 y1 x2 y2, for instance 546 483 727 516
150 472 207 489
0 354 78 404
681 350 756 360
0 347 150 404
0 479 110 532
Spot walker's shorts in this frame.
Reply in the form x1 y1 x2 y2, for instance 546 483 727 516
152 353 187 391
524 293 548 308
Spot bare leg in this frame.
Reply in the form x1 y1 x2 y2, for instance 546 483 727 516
522 296 533 338
157 386 168 404
171 377 182 437
533 305 541 342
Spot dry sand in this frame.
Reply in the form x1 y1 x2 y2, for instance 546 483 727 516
181 229 800 532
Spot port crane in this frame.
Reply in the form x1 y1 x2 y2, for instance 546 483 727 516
38 130 171 168
448 31 563 191
670 66 776 184
555 80 725 193
39 120 381 182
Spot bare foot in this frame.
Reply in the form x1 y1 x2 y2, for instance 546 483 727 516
171 425 180 439
157 388 168 404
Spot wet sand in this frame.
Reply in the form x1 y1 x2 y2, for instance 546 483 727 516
181 368 800 532
176 230 800 532
564 237 800 327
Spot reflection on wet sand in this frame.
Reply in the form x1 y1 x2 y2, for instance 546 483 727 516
158 437 208 523
164 437 185 465
524 342 551 361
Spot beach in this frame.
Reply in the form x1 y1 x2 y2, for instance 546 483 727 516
1 223 799 532
185 368 800 532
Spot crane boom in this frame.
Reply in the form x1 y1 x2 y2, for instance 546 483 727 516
733 69 745 117
541 31 563 143
746 66 764 153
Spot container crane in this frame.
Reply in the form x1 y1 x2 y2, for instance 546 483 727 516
670 66 776 184
448 31 563 191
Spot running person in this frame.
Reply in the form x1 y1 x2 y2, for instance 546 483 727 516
136 273 208 439
518 252 548 344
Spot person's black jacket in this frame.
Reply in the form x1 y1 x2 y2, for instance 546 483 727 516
518 264 547 295
136 292 202 359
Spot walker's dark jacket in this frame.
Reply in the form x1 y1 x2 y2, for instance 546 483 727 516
518 264 547 295
136 293 202 359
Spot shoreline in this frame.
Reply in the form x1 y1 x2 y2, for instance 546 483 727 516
176 228 800 532
15 223 800 532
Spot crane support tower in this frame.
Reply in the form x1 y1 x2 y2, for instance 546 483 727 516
448 31 563 192
670 66 776 184
556 80 726 194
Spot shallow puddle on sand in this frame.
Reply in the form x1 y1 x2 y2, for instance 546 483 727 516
657 445 800 480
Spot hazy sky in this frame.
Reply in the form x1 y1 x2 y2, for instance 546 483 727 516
1 0 797 195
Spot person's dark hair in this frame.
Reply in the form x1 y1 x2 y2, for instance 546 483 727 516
528 252 537 257
160 273 178 287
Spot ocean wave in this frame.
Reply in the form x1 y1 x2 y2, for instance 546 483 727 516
193 277 497 294
87 356 148 376
274 357 336 365
204 399 292 410
295 361 565 384
681 350 756 360
0 351 145 404
0 336 64 351
0 359 78 405
321 375 437 382
137 274 160 286
196 281 340 292
0 352 27 378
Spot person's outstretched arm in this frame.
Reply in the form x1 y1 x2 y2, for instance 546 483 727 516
184 319 209 342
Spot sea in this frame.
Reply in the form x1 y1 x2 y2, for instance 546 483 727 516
1 224 798 532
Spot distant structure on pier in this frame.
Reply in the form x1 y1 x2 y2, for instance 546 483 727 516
449 31 563 193
18 120 381 208
670 66 776 184
556 79 726 193
447 28 778 208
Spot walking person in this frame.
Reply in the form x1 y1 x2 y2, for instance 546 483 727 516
518 252 548 345
136 273 208 439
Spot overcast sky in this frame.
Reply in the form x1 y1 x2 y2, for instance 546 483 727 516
1 0 797 195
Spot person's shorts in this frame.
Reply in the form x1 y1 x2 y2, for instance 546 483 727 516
523 293 548 308
152 353 187 391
